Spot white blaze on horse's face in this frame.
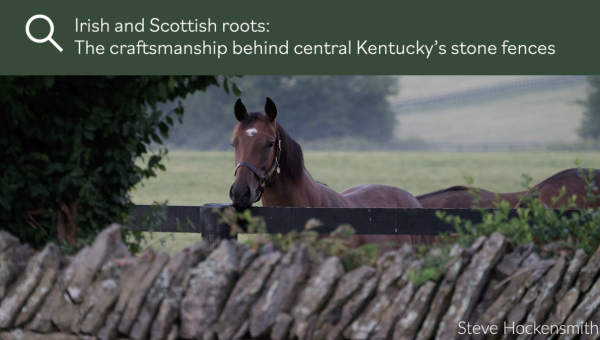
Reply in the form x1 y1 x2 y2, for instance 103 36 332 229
246 128 258 137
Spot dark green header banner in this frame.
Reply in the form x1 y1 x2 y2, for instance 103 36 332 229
2 0 599 75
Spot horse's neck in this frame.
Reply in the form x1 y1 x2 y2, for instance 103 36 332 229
262 168 346 207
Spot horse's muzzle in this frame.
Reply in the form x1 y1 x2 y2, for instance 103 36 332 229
230 184 253 210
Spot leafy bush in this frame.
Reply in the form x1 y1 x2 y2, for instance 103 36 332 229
408 243 453 286
438 167 600 254
410 165 600 285
0 76 230 251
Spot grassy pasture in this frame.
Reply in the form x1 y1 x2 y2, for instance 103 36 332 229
131 150 600 254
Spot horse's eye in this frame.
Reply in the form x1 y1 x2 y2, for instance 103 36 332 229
267 142 275 149
230 143 235 148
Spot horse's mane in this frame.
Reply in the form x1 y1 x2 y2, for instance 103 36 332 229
415 185 472 200
240 112 305 182
276 122 305 182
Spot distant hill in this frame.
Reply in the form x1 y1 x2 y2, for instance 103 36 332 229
391 76 587 144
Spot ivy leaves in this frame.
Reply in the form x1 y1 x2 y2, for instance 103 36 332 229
0 76 228 251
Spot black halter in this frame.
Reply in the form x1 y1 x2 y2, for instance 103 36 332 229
234 138 281 203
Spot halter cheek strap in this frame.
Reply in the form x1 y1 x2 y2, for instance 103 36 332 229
234 139 281 203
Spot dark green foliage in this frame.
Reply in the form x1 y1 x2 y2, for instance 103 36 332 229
167 75 398 150
439 167 600 254
408 243 452 286
0 76 222 250
579 76 600 140
411 166 600 285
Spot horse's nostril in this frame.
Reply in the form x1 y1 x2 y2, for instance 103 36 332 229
231 184 252 205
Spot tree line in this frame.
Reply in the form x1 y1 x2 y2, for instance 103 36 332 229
165 76 398 150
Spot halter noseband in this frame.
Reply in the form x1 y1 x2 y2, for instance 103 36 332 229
234 138 281 203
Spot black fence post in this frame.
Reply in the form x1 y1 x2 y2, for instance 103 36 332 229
199 203 232 250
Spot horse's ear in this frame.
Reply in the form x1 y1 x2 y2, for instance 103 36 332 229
265 97 277 121
234 99 247 122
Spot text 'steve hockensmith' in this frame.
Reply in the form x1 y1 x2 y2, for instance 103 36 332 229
458 321 600 336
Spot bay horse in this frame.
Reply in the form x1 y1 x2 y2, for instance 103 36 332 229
417 186 526 209
516 168 600 209
229 98 434 249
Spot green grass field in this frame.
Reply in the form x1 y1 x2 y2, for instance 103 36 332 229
131 150 600 254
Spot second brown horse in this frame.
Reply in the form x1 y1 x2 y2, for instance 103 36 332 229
229 98 434 248
516 168 600 209
417 186 525 209
418 168 600 210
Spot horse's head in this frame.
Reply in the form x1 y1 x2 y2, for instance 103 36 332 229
229 97 279 209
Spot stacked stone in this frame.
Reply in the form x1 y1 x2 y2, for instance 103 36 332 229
0 225 209 340
2 226 600 340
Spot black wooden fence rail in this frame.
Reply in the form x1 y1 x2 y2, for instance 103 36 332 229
129 204 521 246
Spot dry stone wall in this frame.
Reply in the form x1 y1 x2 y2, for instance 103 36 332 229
1 225 600 340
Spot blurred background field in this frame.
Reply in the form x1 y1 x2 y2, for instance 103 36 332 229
161 75 594 152
132 75 600 254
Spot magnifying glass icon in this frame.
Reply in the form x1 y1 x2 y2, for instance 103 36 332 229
26 15 63 52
